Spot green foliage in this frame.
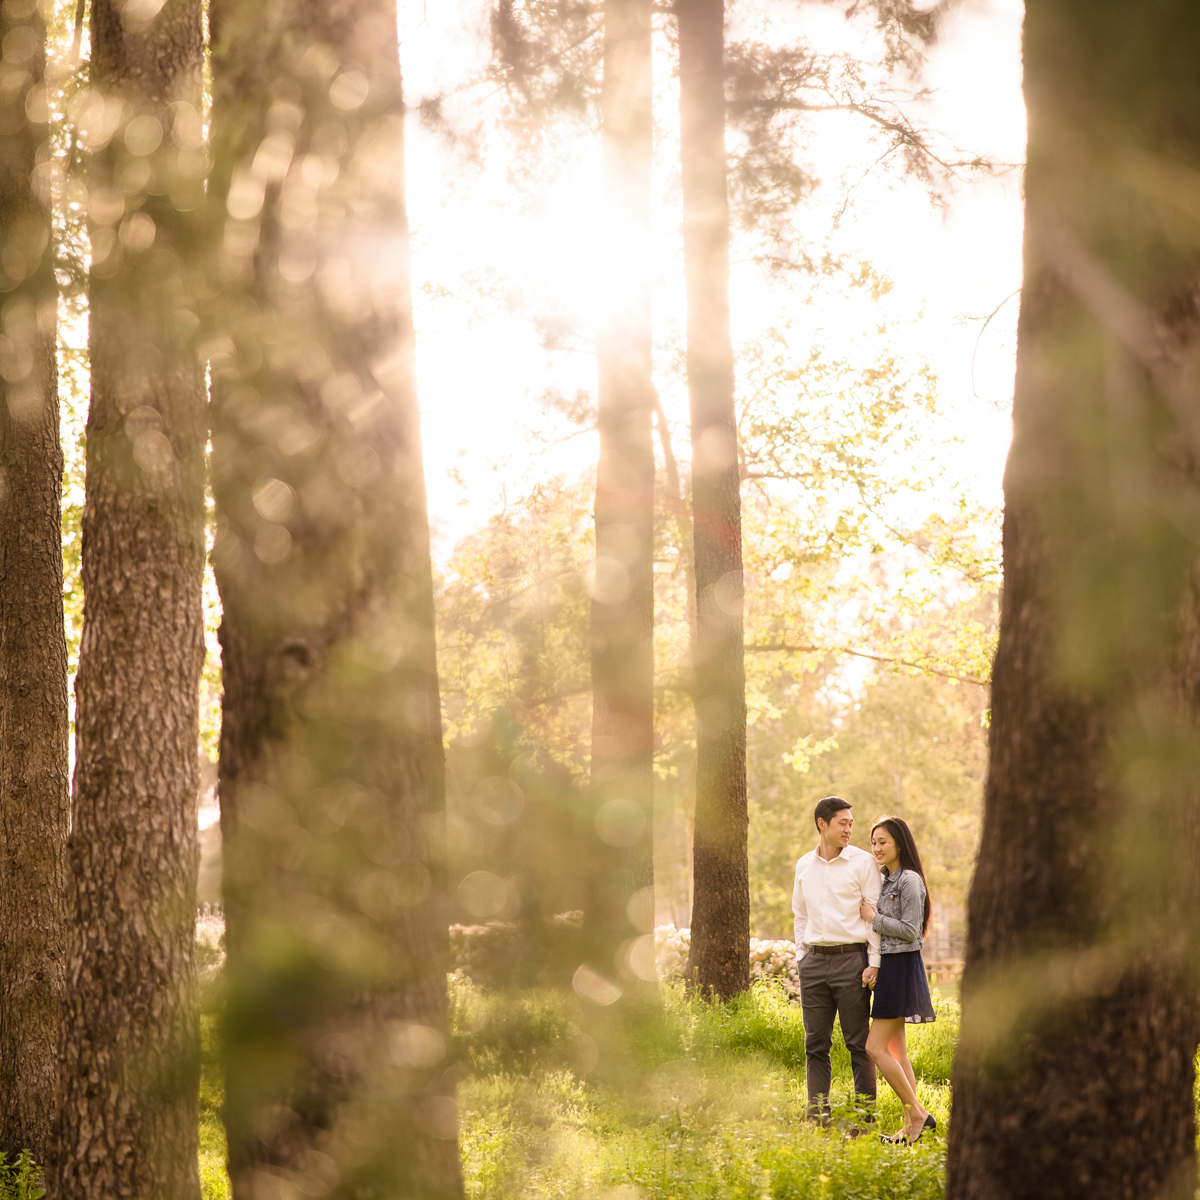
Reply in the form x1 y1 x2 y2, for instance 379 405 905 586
675 981 808 1072
437 477 593 777
738 326 941 541
453 977 955 1200
0 1152 44 1200
455 980 581 1077
435 433 995 936
763 1137 944 1200
430 293 999 940
747 665 987 938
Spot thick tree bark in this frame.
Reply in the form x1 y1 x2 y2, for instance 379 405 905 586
588 0 656 971
0 0 68 1162
207 4 462 1196
51 2 207 1197
679 0 748 1001
946 3 1200 1196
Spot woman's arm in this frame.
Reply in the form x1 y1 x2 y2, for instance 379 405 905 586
871 874 924 943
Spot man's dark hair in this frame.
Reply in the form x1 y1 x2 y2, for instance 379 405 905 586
813 795 851 831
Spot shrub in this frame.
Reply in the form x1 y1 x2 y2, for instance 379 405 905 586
0 1152 44 1200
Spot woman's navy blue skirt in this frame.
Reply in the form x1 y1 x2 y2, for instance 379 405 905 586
872 949 936 1023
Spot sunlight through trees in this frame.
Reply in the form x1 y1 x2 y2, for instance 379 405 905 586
9 0 1198 1197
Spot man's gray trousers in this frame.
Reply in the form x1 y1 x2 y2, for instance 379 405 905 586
798 945 876 1118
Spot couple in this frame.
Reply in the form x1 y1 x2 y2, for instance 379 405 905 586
791 794 936 1145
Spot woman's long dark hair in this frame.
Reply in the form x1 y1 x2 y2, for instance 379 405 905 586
871 815 932 937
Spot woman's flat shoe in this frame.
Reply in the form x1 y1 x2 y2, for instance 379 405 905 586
923 1114 937 1132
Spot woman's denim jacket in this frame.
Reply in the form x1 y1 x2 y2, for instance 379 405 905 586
872 868 925 954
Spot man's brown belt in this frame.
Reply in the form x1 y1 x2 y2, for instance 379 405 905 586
809 942 866 955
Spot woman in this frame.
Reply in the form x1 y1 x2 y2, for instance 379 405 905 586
859 814 937 1146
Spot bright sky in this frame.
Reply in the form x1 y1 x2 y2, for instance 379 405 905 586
398 0 1026 551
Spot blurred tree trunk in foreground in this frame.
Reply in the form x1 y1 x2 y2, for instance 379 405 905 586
679 0 749 1001
208 2 462 1196
0 0 68 1161
52 1 207 1196
947 2 1200 1196
587 0 657 979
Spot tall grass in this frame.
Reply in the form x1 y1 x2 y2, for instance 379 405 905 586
454 978 957 1199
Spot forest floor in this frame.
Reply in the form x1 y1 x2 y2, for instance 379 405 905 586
199 981 956 1200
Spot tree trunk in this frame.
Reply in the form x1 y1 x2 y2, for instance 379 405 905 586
946 3 1200 1196
654 393 698 650
679 0 748 1001
207 3 463 1196
0 0 68 1161
50 2 207 1197
588 0 656 973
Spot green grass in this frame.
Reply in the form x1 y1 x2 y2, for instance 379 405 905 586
193 979 956 1198
453 979 957 1200
199 1014 230 1200
198 976 1200 1197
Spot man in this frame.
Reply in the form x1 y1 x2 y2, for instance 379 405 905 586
792 794 881 1122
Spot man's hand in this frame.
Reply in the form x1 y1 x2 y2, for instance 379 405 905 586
862 966 878 990
860 898 876 924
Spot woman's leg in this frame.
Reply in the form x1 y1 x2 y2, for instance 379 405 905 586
866 1017 928 1139
888 1027 917 1095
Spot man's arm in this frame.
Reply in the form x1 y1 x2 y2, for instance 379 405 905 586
791 859 809 959
861 856 882 968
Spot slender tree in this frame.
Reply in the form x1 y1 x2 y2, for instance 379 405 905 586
207 2 462 1195
947 2 1200 1196
51 1 207 1196
587 0 657 977
678 0 748 1000
0 0 68 1162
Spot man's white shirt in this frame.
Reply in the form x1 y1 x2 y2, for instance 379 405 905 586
792 843 882 967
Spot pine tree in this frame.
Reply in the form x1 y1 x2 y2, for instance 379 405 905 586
587 0 657 983
0 0 68 1161
678 0 748 1001
52 1 207 1195
946 2 1200 1195
207 2 463 1195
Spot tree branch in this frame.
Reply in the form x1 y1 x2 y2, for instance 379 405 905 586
727 97 992 174
746 641 987 686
